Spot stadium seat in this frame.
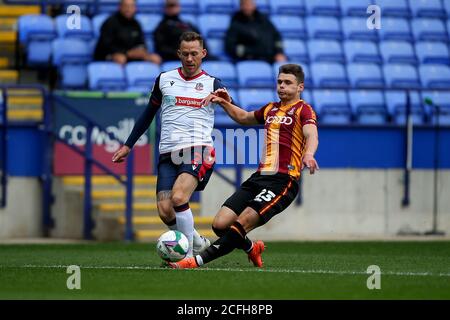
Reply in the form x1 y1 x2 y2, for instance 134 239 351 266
145 38 154 53
250 0 271 14
199 0 235 14
202 61 237 87
92 14 109 38
88 62 126 91
375 0 411 18
179 14 197 26
236 61 274 88
349 90 387 124
135 14 162 39
270 15 306 39
269 0 306 15
306 16 342 40
341 17 378 41
409 0 446 18
136 0 164 14
419 65 450 89
312 89 352 124
379 41 417 65
340 0 372 16
411 18 447 42
179 0 199 14
378 18 413 42
283 40 308 63
383 64 420 88
448 20 450 42
304 0 340 16
347 63 384 88
52 38 91 66
55 14 93 40
238 89 276 110
161 61 181 71
385 91 425 125
198 14 230 39
97 0 120 14
206 38 229 61
125 62 160 89
421 90 450 125
301 89 312 104
273 62 312 88
415 42 450 65
445 1 450 17
343 40 382 64
308 40 344 63
310 63 349 88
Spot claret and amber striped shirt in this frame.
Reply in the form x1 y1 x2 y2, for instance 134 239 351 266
254 99 317 180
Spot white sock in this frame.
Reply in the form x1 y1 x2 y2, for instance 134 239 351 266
168 218 202 247
195 255 204 266
175 204 194 257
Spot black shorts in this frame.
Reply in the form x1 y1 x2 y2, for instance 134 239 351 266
222 172 299 225
156 145 215 193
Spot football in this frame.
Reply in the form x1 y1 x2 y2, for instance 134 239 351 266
156 230 189 262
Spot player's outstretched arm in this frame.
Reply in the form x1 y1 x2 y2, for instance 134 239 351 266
302 124 319 174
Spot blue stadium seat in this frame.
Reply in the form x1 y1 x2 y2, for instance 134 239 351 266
343 40 382 64
179 0 199 14
448 19 450 41
310 63 349 88
273 62 312 88
161 61 181 71
305 0 340 16
340 0 372 16
270 15 306 39
198 14 230 39
199 0 236 14
250 0 271 14
419 65 450 88
347 63 384 88
269 0 306 15
445 1 450 17
306 16 342 40
421 90 450 125
301 89 312 104
88 62 126 91
179 14 197 26
308 40 344 63
385 91 425 125
312 89 352 124
206 38 230 61
136 0 164 14
409 0 446 18
236 61 274 88
341 17 378 41
97 0 120 14
145 38 154 52
125 62 160 89
349 90 387 124
415 42 450 65
92 14 109 38
55 14 93 40
283 40 308 63
135 14 162 39
378 18 413 42
202 61 237 87
383 64 420 88
238 89 276 110
411 18 447 42
379 41 417 65
375 0 411 18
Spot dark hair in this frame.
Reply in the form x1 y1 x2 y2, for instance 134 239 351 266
278 64 304 84
179 31 204 48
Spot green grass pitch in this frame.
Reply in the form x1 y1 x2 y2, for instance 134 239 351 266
0 241 449 299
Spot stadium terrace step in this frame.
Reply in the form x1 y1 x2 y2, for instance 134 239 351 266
0 57 9 68
0 69 18 83
86 189 156 200
98 202 201 212
135 229 215 240
7 109 42 121
7 95 43 107
0 5 40 17
0 18 17 31
63 175 157 186
0 31 16 43
117 216 213 225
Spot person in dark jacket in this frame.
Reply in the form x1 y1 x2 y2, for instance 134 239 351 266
225 0 287 63
153 0 215 61
94 0 162 65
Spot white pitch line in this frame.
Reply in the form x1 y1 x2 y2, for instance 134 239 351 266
0 264 449 277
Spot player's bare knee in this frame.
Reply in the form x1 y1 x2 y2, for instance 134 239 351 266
171 191 189 207
211 221 228 237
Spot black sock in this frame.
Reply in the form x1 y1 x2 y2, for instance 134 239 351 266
200 221 248 264
212 226 253 252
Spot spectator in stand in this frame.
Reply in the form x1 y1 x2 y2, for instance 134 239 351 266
225 0 287 63
154 0 215 61
94 0 162 65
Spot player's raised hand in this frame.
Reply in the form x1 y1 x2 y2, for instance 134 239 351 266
302 153 319 174
112 145 131 163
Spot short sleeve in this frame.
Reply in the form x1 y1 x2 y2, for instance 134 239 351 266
254 104 269 124
300 104 317 126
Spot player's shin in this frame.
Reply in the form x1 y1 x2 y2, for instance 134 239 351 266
174 203 194 257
